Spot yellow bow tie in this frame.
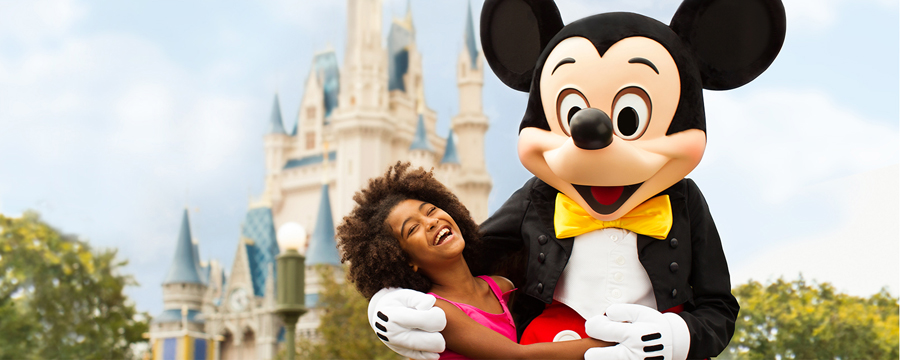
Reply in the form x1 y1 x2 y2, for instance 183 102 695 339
554 193 673 239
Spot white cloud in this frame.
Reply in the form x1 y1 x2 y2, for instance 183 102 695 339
0 0 263 312
260 0 345 31
0 0 86 43
729 164 899 297
698 88 899 204
551 0 897 32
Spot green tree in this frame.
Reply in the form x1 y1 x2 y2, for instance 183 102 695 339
0 211 149 360
292 265 403 360
721 276 899 360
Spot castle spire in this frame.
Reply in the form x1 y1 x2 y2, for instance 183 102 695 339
441 130 460 164
464 0 478 69
306 184 340 266
163 209 203 285
269 94 287 135
409 114 432 151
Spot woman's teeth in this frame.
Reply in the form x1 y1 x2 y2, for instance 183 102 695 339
435 228 451 245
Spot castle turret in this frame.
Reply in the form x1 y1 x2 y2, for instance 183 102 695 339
340 0 388 111
306 184 340 268
451 1 491 222
331 0 396 219
264 94 292 208
297 183 342 342
151 210 208 340
409 114 435 170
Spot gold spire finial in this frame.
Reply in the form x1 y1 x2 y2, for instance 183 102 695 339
416 86 426 115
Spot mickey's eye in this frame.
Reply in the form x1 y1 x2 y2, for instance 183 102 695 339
556 88 589 136
612 87 651 140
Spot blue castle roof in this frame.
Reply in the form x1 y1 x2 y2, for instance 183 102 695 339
388 23 412 92
283 151 337 170
269 95 287 135
441 130 460 164
409 115 433 151
152 308 205 324
464 1 478 69
313 51 340 120
241 207 280 297
163 210 204 285
306 184 340 266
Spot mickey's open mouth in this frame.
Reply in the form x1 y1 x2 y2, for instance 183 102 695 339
572 183 643 215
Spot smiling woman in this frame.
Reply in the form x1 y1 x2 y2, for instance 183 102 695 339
336 162 613 359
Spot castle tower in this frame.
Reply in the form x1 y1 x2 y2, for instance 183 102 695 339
437 129 461 188
340 0 388 111
160 210 207 318
296 50 340 158
409 114 435 170
296 183 343 341
451 1 491 222
331 0 395 220
148 210 215 360
264 95 292 210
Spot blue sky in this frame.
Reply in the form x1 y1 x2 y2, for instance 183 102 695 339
0 0 897 317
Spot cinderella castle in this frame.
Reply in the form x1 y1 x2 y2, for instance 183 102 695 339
146 1 491 359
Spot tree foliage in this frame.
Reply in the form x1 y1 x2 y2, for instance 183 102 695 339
292 265 403 360
0 211 149 360
721 276 899 360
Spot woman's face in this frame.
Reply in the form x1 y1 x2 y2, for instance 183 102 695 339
386 199 465 271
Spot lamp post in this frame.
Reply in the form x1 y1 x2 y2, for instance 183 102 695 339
276 222 308 360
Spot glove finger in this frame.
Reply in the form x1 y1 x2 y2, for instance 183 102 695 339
584 344 631 360
387 306 447 332
387 343 442 360
387 328 447 354
396 289 437 310
368 287 402 325
584 315 632 343
605 303 656 323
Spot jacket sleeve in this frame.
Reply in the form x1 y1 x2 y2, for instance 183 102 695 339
680 179 740 359
474 178 535 279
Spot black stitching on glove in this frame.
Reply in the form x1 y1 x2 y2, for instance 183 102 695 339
377 311 389 322
644 344 663 352
641 333 661 341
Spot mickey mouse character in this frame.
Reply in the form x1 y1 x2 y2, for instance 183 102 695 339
368 0 785 359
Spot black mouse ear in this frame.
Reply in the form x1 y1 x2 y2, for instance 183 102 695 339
481 0 564 92
670 0 786 90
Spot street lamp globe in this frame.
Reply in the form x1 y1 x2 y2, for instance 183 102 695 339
277 222 306 253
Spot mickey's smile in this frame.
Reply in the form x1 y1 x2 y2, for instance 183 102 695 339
572 183 643 215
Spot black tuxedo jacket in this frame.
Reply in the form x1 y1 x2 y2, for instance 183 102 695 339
474 177 739 359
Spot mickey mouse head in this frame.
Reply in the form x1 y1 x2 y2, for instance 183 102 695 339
481 0 786 221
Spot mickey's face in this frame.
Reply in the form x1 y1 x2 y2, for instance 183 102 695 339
481 0 785 222
518 36 705 220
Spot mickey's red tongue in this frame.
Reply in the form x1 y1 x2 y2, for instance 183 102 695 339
590 186 624 206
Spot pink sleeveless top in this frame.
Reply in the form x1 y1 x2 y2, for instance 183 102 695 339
429 276 517 360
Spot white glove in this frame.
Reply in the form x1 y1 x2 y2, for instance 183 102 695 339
368 288 447 360
583 304 690 360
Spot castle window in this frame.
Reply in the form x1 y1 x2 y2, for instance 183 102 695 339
306 106 316 120
306 132 315 150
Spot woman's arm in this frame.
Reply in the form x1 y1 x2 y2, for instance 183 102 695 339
434 299 613 359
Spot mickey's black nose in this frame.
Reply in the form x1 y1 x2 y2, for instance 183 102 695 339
569 108 613 150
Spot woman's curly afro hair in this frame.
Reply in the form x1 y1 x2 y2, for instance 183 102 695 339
337 162 482 299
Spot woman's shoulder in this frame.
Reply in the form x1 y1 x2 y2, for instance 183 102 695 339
487 275 514 293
